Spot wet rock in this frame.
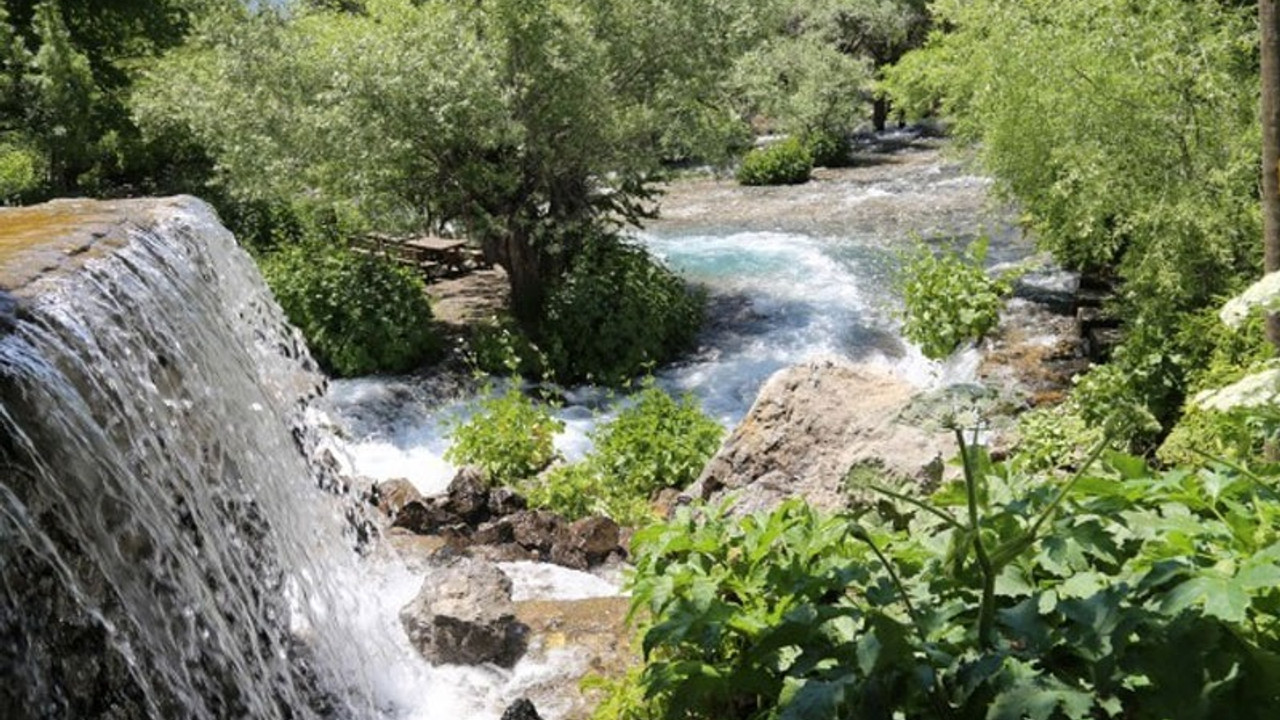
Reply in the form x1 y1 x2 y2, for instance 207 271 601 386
566 516 621 562
391 499 457 535
372 478 422 517
1013 268 1079 315
509 510 566 556
512 596 634 720
488 486 527 517
689 360 954 514
447 466 491 524
399 557 527 667
0 291 18 334
501 698 543 720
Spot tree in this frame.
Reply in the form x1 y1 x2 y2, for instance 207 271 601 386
884 0 1261 434
1263 0 1280 348
801 0 930 130
138 0 756 325
29 0 94 191
0 0 206 195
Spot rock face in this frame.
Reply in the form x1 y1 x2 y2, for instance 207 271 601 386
399 557 527 667
688 360 955 514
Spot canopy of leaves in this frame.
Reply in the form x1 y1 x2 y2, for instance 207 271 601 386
884 0 1261 436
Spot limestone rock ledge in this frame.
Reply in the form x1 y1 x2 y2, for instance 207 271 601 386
687 359 955 515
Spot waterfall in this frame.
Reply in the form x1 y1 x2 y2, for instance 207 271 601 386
0 198 379 719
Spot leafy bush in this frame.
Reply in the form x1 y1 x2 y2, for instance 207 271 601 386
735 137 813 186
898 237 1010 360
803 129 848 168
259 243 439 377
1009 402 1104 473
540 238 705 386
522 385 723 526
466 314 547 378
445 387 564 485
0 142 41 202
614 435 1280 719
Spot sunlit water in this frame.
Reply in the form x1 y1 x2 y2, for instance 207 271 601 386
325 143 1025 500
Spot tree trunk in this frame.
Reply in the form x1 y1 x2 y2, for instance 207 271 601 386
483 229 544 327
872 96 890 133
1263 0 1280 347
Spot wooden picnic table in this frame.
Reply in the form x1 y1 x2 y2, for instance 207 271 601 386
351 233 487 280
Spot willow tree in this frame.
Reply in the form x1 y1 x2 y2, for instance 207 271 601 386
138 0 768 324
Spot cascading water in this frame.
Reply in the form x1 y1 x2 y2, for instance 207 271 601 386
0 198 392 719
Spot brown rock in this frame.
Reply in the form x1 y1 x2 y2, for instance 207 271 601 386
509 510 566 555
391 499 457 534
373 478 423 517
566 516 621 560
447 466 491 523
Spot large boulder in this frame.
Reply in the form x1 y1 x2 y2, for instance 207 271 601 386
398 557 526 667
687 360 955 514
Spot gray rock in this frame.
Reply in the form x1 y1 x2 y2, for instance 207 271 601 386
398 557 526 667
688 360 955 514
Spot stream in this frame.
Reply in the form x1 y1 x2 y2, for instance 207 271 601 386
317 135 1029 718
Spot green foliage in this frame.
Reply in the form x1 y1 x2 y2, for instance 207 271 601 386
1159 313 1278 465
259 243 439 377
802 129 848 168
539 237 704 386
445 386 563 485
523 385 723 526
465 314 546 379
884 0 1260 430
730 31 868 141
618 434 1280 719
897 237 1009 360
735 137 813 186
1009 402 1105 473
0 140 39 201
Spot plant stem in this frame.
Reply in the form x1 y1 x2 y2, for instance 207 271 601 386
1026 434 1110 541
954 428 997 649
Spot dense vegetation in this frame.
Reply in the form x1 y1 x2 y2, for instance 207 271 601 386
260 243 440 377
885 0 1272 449
600 432 1280 719
12 1 1280 718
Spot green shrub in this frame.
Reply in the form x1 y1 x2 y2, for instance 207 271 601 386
1009 401 1104 473
898 237 1010 360
466 314 547 378
260 243 439 377
522 385 723 526
803 129 848 168
445 387 564 485
540 237 704 386
0 142 41 202
735 136 813 186
618 437 1280 719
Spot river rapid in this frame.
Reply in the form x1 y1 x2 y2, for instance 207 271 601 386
313 134 1030 719
324 132 1025 496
